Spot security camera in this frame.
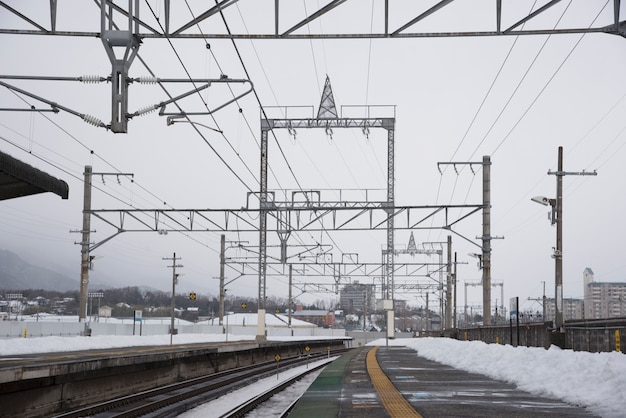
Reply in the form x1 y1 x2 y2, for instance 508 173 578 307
531 196 550 206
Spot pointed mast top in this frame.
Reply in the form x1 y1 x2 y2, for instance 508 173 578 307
317 75 338 119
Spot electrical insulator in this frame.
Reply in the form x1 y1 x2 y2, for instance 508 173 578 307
80 75 103 83
82 114 104 127
135 105 156 116
137 76 158 84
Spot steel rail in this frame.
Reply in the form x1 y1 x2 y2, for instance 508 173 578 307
219 359 331 418
53 349 347 418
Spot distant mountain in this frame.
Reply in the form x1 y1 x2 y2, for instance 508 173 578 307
0 249 80 291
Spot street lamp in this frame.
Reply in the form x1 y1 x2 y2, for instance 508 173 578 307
531 193 563 331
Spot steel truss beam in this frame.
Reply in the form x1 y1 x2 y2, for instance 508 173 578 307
87 204 482 233
226 260 445 278
282 281 442 296
1 1 624 39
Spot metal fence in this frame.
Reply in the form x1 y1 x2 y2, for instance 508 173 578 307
457 318 625 353
0 320 346 339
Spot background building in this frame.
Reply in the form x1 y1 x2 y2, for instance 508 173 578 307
544 298 584 322
339 282 376 315
583 268 626 319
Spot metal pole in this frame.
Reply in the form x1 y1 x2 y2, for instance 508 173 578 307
482 155 492 325
163 253 182 346
555 146 564 330
445 235 452 329
546 145 596 330
171 253 177 346
288 264 293 335
386 126 395 339
79 166 92 323
219 234 225 326
257 128 268 341
516 297 520 346
453 252 457 330
363 290 367 331
542 281 547 321
464 281 468 327
425 292 430 331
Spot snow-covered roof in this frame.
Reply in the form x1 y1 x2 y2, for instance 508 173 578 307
18 314 195 325
293 310 329 317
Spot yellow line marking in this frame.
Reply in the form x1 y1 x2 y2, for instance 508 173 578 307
366 346 423 418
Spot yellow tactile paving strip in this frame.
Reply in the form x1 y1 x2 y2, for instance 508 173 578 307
366 346 423 418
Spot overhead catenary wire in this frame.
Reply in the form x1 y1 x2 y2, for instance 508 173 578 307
213 1 355 258
2 70 224 251
2 90 227 261
489 2 609 157
437 2 610 244
426 2 541 242
143 1 258 194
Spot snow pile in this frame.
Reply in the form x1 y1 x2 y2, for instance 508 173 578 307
389 338 626 417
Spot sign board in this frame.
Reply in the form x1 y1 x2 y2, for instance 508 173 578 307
134 310 142 322
376 299 393 310
509 297 518 318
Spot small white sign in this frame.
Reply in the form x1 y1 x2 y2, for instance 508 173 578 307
376 299 393 310
509 297 518 317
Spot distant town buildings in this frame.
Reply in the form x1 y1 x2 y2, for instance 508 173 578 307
543 298 584 322
583 267 626 319
541 267 626 322
292 305 335 328
339 282 376 315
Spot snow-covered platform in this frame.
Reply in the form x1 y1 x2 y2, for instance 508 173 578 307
289 345 597 417
0 337 350 417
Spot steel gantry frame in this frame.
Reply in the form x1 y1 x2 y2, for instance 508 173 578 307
1 1 624 133
258 98 395 339
3 1 619 328
1 1 624 39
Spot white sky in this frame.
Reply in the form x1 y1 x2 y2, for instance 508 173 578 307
1 333 623 417
1 1 626 315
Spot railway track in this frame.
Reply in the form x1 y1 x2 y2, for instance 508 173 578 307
53 348 347 418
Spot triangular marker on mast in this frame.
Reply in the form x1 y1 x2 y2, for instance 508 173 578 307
317 75 338 119
407 232 418 255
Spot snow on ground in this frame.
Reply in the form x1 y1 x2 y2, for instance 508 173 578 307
178 360 329 418
1 334 625 417
377 338 626 418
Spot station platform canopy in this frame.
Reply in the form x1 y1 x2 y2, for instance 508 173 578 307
0 151 69 201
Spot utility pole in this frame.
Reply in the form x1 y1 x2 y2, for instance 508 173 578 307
547 146 597 331
288 264 293 335
445 235 452 329
482 155 492 325
163 253 183 346
438 157 501 326
425 293 430 332
542 281 547 320
453 252 458 329
74 166 133 324
363 291 367 331
78 166 92 324
219 235 225 326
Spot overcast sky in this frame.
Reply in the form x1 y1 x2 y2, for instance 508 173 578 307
1 1 625 316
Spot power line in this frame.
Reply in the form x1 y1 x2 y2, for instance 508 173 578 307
490 1 608 156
